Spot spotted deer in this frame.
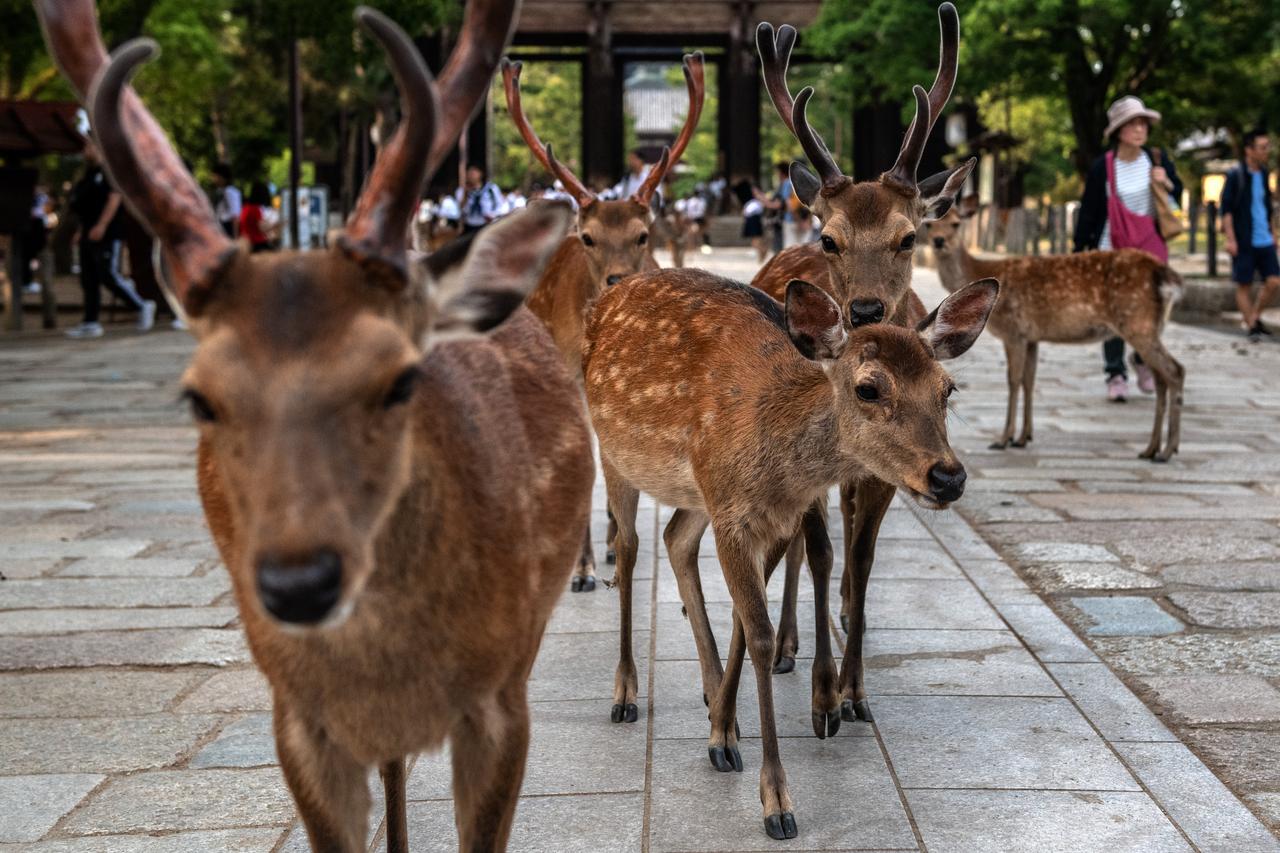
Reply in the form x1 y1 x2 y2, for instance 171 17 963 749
925 203 1185 460
585 269 997 840
750 4 973 725
503 52 705 591
37 2 595 851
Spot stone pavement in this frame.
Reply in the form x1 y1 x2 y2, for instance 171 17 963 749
0 249 1276 851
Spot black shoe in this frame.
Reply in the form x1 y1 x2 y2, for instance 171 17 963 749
1253 320 1273 337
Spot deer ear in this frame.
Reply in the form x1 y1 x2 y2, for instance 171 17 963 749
920 157 976 221
790 161 820 207
784 279 847 360
430 202 572 335
916 277 999 360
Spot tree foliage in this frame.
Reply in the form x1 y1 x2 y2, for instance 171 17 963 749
489 59 582 192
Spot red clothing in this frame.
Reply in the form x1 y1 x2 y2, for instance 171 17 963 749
239 204 269 248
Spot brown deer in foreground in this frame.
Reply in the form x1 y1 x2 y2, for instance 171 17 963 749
38 2 595 851
504 52 705 592
751 4 973 725
584 270 998 839
925 203 1185 460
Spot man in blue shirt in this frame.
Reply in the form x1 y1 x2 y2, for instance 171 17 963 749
1221 130 1278 340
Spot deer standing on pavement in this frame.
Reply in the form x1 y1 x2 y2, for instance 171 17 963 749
750 4 973 724
585 269 998 839
925 203 1185 460
37 2 595 851
504 53 706 592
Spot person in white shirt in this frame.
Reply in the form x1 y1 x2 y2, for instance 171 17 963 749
212 163 241 238
609 150 653 201
455 164 505 234
684 188 709 253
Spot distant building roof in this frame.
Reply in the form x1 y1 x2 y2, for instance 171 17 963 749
0 101 84 157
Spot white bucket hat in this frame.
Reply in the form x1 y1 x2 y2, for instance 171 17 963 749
1104 95 1161 140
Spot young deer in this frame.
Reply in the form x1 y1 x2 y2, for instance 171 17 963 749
503 52 706 591
584 270 997 840
925 204 1185 460
751 5 973 724
39 3 595 851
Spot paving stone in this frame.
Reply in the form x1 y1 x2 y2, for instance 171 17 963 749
409 700 646 799
62 768 295 834
1244 793 1280 835
54 557 203 578
1114 741 1280 852
864 629 1061 697
546 585 650 634
906 789 1190 853
868 578 1005 630
1115 535 1280 567
0 539 148 559
0 606 239 634
405 793 642 853
0 715 219 774
0 670 197 717
1046 663 1175 742
1182 728 1280 788
1022 562 1163 592
0 628 250 670
997 603 1099 663
874 695 1138 790
527 632 648 703
653 600 792 663
176 668 273 713
0 774 103 842
0 558 61 579
1140 675 1280 724
647 736 915 851
1168 592 1280 629
1071 596 1184 636
1009 542 1119 563
192 713 277 768
0 576 229 610
1093 634 1280 677
1161 563 1280 590
859 539 964 579
0 829 285 852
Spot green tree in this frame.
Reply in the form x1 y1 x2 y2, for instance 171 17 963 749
489 59 582 191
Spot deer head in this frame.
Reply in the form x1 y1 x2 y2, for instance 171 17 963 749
502 52 705 288
37 0 571 628
784 277 999 507
758 3 975 327
922 196 978 256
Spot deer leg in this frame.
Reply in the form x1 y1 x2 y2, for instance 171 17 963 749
838 478 895 723
992 338 1026 449
606 508 618 564
380 757 408 853
570 522 597 592
800 501 840 739
838 480 855 634
1129 338 1185 462
273 704 369 853
772 532 804 675
1012 341 1038 447
664 508 722 706
449 684 531 852
717 533 798 841
605 460 642 723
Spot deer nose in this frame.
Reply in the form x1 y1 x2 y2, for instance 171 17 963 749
606 274 623 287
847 299 885 327
927 463 967 504
932 237 946 249
256 549 343 625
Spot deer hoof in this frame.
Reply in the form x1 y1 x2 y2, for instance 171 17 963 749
708 744 743 773
1011 437 1030 448
772 655 796 675
840 613 850 634
764 812 798 840
812 708 841 739
610 702 639 724
841 698 875 723
606 548 617 564
570 576 596 593
988 439 1010 450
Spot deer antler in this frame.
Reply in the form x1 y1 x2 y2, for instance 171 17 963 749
632 51 706 206
756 23 850 195
37 0 234 310
340 6 439 279
427 0 520 180
882 2 959 194
501 58 595 207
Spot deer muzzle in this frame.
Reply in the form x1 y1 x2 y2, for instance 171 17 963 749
255 549 344 625
927 462 967 504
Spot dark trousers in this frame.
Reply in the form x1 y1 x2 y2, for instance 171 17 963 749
1103 337 1143 378
79 239 144 323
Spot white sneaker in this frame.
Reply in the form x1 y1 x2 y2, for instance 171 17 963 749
171 317 188 331
65 322 104 339
137 300 156 332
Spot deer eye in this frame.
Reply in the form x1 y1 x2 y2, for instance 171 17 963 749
898 234 916 252
820 235 838 254
581 234 595 248
855 384 880 402
181 389 217 423
637 232 647 246
945 383 957 399
383 367 422 409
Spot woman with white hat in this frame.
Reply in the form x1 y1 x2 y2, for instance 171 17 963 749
1074 95 1183 403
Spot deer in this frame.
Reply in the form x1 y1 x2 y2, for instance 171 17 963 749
584 268 998 840
924 202 1185 460
36 2 596 851
503 52 706 592
749 3 974 726
649 195 691 268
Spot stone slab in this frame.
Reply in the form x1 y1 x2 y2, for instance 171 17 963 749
1181 728 1280 788
997 603 1099 663
0 715 219 774
867 579 1005 630
527 632 648 703
404 793 643 853
1046 663 1176 743
874 695 1139 790
176 668 272 713
1141 674 1280 724
0 829 283 852
1161 563 1280 590
0 629 249 670
0 607 238 635
0 774 103 842
0 670 197 717
0 576 229 610
1093 634 1280 678
864 629 1062 697
1071 596 1184 636
54 558 204 578
192 713 278 768
1007 542 1120 564
906 789 1190 853
1022 562 1162 592
1168 592 1280 629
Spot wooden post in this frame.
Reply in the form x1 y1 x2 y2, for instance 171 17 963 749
1207 201 1218 278
1188 201 1198 255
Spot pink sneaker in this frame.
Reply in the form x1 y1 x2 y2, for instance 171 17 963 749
1134 362 1155 394
1107 374 1129 402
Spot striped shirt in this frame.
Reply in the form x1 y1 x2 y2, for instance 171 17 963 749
1099 152 1153 250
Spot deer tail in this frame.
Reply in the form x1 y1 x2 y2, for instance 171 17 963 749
1155 264 1183 327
